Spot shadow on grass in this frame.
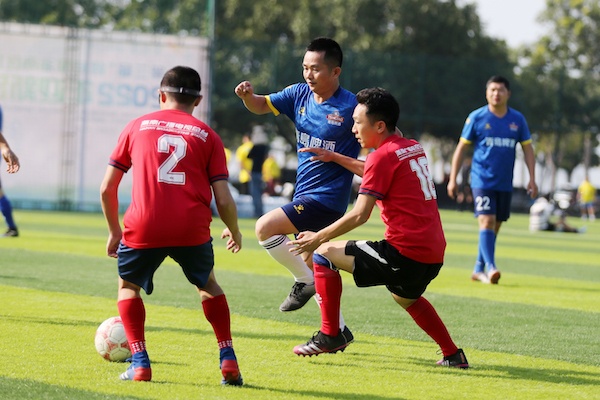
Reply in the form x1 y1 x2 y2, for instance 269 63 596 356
0 376 144 400
0 313 316 345
409 357 600 386
236 383 409 400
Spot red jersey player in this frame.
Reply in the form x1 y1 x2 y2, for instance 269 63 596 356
289 87 469 368
100 66 244 385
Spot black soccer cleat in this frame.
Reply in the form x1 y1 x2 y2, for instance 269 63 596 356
436 348 469 369
279 282 316 312
3 228 18 237
293 330 351 356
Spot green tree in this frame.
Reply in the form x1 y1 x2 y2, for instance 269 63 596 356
517 0 600 180
212 0 513 147
1 0 515 150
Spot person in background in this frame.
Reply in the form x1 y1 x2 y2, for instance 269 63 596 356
100 66 244 385
447 75 538 285
235 134 253 195
456 157 473 212
529 195 582 233
247 126 269 217
577 175 596 221
263 152 282 196
289 87 468 368
0 105 20 237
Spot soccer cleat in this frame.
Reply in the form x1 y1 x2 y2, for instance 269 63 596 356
279 282 316 312
120 350 151 381
220 347 243 386
487 269 501 284
341 326 354 345
437 348 469 369
119 364 152 381
3 228 18 237
471 272 490 284
293 330 350 357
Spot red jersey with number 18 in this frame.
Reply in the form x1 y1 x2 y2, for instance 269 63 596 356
109 109 228 249
358 135 446 264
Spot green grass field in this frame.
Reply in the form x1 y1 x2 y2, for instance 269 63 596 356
0 209 598 399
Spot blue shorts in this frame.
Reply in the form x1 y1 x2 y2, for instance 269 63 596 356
471 188 512 221
281 196 344 232
117 239 214 295
345 240 442 299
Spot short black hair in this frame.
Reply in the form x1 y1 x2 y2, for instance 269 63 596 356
486 75 510 90
356 87 400 132
306 37 343 68
160 66 201 105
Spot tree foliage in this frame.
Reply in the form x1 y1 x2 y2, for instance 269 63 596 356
4 0 598 174
212 0 512 146
517 0 600 174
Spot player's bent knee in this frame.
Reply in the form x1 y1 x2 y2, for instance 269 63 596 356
254 214 272 240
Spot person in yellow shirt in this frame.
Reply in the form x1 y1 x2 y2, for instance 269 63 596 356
235 134 253 194
262 154 281 196
577 176 596 221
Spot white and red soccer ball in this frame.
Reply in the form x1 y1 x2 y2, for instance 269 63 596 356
95 316 131 362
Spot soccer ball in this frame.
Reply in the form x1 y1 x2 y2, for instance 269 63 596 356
95 316 131 362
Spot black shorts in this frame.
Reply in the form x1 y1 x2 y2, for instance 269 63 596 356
345 240 442 299
117 239 214 295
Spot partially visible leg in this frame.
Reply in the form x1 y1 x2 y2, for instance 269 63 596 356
0 190 18 236
398 295 468 369
478 214 501 283
313 256 342 336
117 278 152 381
293 243 355 356
256 208 316 311
200 272 243 386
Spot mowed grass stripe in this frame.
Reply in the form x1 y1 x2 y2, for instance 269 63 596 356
429 267 599 312
1 285 598 400
1 254 598 368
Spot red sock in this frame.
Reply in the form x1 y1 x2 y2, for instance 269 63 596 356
202 294 232 348
314 263 342 336
117 297 146 353
406 297 458 356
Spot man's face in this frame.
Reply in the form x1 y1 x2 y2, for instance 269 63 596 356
486 82 510 108
302 50 338 94
352 104 378 149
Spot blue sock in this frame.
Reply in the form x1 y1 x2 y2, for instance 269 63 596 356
220 346 237 363
0 196 17 230
479 229 496 271
473 248 485 273
132 350 150 368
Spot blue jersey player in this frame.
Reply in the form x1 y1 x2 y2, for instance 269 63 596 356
235 37 361 347
0 105 20 237
447 75 538 284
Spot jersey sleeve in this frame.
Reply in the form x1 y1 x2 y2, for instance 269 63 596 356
359 149 393 200
266 84 301 121
108 119 136 172
517 112 532 144
460 111 477 143
207 132 229 183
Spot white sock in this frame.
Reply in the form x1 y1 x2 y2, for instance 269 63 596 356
259 235 314 284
